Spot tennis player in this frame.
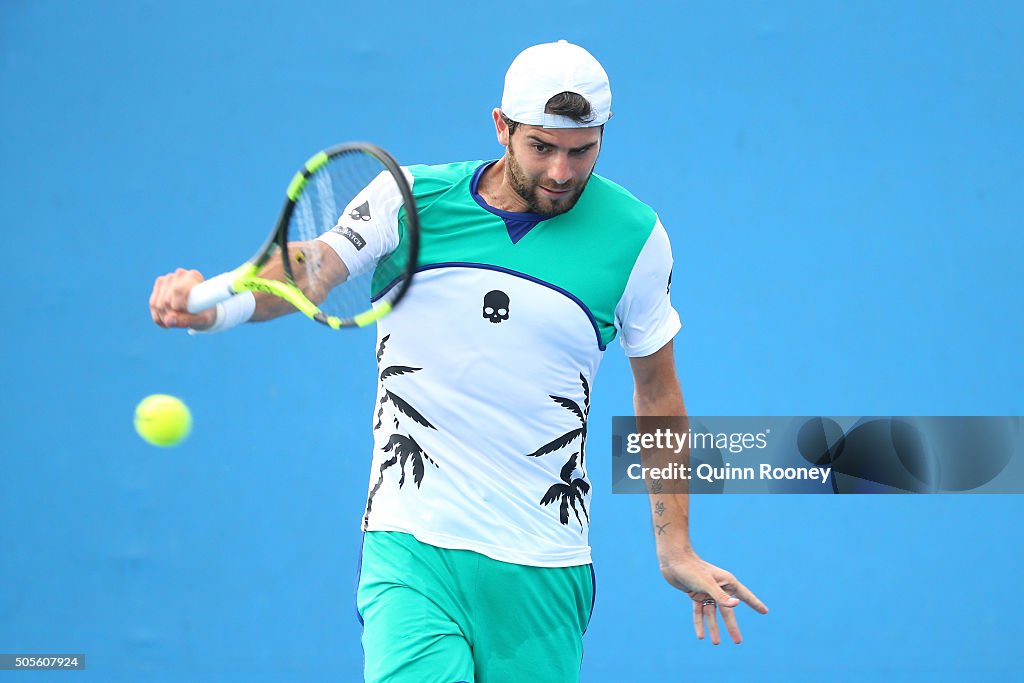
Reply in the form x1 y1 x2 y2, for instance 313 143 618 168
150 40 767 683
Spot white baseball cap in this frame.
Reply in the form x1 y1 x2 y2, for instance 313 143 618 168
500 40 612 128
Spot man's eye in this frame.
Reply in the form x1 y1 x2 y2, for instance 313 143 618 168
533 144 549 153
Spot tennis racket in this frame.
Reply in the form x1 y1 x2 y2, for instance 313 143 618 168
187 142 419 329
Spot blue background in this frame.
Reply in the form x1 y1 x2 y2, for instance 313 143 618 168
2 1 1022 680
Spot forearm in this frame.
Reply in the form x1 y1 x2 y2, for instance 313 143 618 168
250 240 346 322
635 388 694 565
628 347 768 640
248 248 299 322
628 342 697 568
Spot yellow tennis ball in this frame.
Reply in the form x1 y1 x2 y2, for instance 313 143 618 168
134 394 192 447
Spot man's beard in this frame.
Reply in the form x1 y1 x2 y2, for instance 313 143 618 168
506 146 591 217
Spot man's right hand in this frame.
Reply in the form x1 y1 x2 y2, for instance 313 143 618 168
149 268 217 330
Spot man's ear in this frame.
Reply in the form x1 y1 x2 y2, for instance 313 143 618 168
492 108 510 147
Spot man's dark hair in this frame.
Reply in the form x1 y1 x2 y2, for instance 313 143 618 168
502 91 597 135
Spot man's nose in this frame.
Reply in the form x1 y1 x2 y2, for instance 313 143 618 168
548 153 573 185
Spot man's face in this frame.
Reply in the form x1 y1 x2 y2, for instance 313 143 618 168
504 123 602 216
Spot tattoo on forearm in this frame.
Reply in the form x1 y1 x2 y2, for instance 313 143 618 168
655 501 665 517
650 480 664 494
655 522 671 536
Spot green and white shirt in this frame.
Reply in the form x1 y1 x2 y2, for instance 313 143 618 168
318 161 680 568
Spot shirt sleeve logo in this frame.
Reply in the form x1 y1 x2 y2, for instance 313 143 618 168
349 200 372 221
331 224 367 250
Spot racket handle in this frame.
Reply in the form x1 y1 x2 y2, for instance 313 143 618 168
187 271 238 313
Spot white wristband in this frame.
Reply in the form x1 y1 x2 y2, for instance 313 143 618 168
190 291 256 334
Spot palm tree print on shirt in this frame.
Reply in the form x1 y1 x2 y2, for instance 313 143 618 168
540 453 591 527
363 334 437 527
373 335 433 431
526 373 591 530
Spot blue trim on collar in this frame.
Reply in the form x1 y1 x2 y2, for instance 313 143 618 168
470 161 548 244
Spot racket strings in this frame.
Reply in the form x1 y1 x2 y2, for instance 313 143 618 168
287 150 413 323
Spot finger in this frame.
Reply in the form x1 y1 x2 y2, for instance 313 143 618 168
683 571 739 610
704 603 721 645
148 275 162 315
722 579 768 614
692 600 705 640
683 565 739 609
168 268 188 312
169 268 196 312
158 272 188 328
719 603 744 644
178 268 206 311
164 311 201 329
152 274 168 309
708 584 740 609
151 274 170 327
159 272 179 313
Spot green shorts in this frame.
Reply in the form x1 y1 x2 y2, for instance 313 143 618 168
356 531 595 683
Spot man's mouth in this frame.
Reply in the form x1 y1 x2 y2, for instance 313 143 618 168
539 186 571 198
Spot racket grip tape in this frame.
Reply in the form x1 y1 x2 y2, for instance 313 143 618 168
186 271 238 313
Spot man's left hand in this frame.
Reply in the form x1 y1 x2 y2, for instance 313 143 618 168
659 551 769 645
